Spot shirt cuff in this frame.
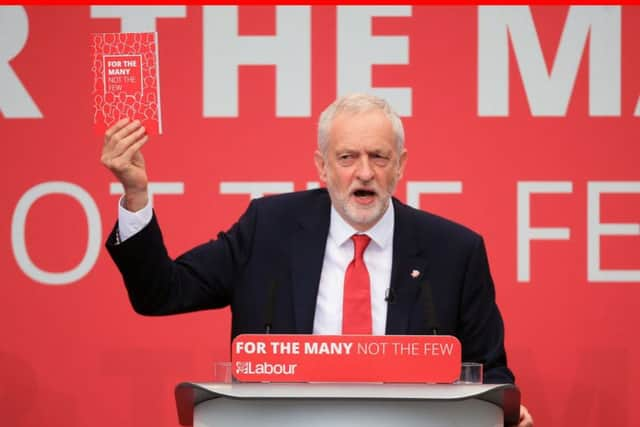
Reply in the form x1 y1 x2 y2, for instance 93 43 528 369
117 196 153 242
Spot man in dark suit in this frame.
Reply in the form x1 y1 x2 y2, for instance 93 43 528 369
102 94 532 426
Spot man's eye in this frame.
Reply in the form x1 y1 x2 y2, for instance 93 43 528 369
372 154 389 165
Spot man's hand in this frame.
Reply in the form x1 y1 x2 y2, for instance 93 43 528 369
512 404 533 427
101 118 149 211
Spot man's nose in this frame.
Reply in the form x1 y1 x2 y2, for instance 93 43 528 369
356 158 374 181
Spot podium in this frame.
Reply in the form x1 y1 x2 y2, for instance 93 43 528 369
175 382 520 426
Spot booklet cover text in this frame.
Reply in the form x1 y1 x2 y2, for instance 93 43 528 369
90 32 162 135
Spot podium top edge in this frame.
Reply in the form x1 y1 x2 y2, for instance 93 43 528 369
175 382 520 426
177 381 516 401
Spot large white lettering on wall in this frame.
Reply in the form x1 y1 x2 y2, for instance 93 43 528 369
11 182 101 285
517 181 573 283
203 6 311 117
337 6 412 116
0 6 42 118
110 182 185 205
478 6 621 117
588 182 640 282
406 182 463 209
90 5 187 32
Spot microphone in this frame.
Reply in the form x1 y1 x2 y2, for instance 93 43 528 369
384 287 396 304
264 279 279 334
420 280 439 335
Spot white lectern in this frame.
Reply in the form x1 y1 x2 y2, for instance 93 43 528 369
175 382 520 426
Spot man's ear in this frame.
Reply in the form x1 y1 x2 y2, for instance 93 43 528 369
314 150 327 183
397 149 408 180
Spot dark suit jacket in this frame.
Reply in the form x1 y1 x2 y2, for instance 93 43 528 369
106 189 514 383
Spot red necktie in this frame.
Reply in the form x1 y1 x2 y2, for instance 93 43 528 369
342 234 372 334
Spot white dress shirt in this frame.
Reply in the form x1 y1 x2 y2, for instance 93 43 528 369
117 197 153 242
312 204 394 336
117 197 395 335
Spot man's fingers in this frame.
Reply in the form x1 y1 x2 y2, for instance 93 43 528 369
120 134 149 163
113 119 143 141
114 124 146 155
518 404 533 427
101 124 147 170
104 124 146 159
102 135 148 174
104 117 131 140
104 119 141 149
111 135 148 170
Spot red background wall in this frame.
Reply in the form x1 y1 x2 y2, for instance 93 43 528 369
1 5 639 426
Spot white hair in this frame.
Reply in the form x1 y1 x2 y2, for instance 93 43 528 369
317 93 405 155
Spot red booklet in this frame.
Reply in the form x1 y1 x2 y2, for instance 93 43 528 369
90 32 162 135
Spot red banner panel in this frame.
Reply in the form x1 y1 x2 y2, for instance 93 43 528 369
2 6 639 427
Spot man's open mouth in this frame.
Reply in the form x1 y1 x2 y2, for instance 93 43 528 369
353 189 376 198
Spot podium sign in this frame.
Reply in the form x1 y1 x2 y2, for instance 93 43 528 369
231 334 461 383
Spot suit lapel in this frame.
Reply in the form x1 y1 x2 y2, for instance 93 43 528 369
290 194 331 333
386 199 429 334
